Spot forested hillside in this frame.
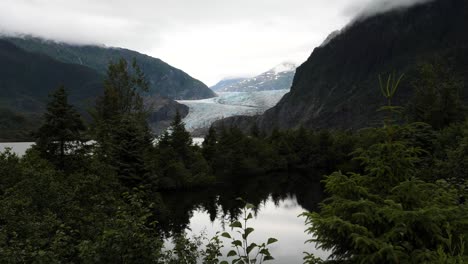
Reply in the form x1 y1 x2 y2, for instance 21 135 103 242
5 36 216 100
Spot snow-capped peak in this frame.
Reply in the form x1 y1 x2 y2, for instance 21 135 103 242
270 62 297 74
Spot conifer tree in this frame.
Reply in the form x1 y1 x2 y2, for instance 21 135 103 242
35 86 86 170
92 58 153 186
168 111 192 160
407 61 465 129
202 126 218 162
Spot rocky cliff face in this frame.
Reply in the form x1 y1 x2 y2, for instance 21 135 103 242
147 96 189 135
255 0 468 131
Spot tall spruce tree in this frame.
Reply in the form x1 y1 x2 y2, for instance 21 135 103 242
35 86 86 170
169 111 192 160
92 58 153 187
202 126 218 162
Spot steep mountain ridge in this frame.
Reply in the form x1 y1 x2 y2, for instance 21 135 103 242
211 62 296 92
4 36 216 100
254 0 468 131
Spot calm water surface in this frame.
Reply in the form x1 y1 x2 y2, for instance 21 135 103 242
0 142 33 156
158 174 329 263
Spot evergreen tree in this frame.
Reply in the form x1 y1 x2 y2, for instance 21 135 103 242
153 112 214 189
35 86 86 170
91 58 153 187
168 111 192 159
202 126 218 162
407 61 466 129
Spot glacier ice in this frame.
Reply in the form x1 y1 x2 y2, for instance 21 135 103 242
177 90 289 132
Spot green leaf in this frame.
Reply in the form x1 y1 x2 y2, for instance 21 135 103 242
242 227 254 240
221 232 232 239
263 255 274 261
245 203 255 210
247 212 253 220
247 243 257 254
232 240 242 247
220 261 229 264
230 221 242 229
267 238 278 245
259 248 270 255
227 250 237 257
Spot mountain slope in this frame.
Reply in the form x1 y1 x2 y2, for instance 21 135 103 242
211 62 296 92
0 39 190 140
210 78 248 91
0 39 103 113
255 0 468 131
4 36 216 100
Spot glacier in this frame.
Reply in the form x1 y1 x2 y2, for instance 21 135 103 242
177 90 289 132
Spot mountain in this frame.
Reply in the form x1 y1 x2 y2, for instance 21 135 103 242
0 39 102 113
0 39 105 140
210 77 248 91
220 0 468 132
0 38 193 140
4 36 216 100
210 62 296 92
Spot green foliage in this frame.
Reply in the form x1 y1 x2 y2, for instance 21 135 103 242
379 73 404 106
161 233 202 264
406 61 466 130
0 148 166 263
92 58 154 187
151 112 214 190
202 233 225 264
78 190 164 263
34 86 87 171
302 75 468 263
220 199 278 264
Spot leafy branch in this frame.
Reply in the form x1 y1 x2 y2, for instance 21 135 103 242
220 198 278 264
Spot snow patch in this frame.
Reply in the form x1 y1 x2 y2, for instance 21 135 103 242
270 62 297 74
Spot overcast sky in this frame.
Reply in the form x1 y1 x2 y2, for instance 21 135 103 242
0 0 431 86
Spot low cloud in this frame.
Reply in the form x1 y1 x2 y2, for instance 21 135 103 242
346 0 435 20
0 0 437 85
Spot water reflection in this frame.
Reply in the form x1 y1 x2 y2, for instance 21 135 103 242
156 173 327 263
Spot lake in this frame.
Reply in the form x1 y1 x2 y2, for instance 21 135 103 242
0 142 329 263
157 173 328 263
0 142 34 156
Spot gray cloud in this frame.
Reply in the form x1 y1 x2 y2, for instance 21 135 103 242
0 0 434 85
345 0 435 20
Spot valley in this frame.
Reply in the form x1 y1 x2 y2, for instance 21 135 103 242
1 0 467 263
177 90 289 134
